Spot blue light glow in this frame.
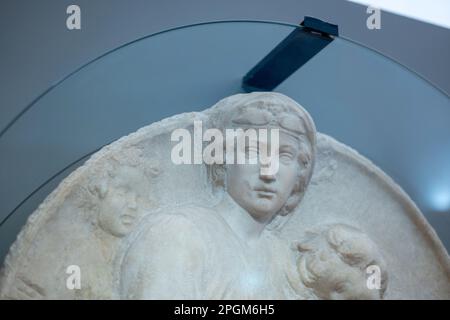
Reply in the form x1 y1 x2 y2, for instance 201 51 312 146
430 189 450 212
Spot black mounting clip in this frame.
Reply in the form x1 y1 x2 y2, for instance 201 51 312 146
242 17 339 92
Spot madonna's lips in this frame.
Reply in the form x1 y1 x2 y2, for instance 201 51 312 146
120 214 136 225
254 186 277 194
254 186 277 198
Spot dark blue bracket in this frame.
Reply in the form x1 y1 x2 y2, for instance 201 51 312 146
242 17 339 92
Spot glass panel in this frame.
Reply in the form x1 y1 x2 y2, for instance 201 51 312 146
1 21 449 262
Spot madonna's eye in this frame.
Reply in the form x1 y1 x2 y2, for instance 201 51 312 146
245 145 258 152
279 152 294 162
335 282 347 294
115 187 129 197
244 146 259 157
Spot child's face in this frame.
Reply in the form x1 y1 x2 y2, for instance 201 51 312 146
299 249 380 300
98 166 149 237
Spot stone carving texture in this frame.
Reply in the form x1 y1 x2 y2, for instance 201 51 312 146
0 92 449 299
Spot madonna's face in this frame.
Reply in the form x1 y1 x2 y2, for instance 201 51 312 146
225 131 303 224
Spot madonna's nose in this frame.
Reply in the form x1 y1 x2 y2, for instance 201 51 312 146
259 169 276 181
128 195 137 209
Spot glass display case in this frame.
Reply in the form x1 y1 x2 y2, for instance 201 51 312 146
0 21 449 261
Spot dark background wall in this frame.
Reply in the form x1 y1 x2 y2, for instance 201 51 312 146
1 0 449 134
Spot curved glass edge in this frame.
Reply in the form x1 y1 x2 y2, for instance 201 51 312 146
0 153 92 262
0 20 290 138
0 146 104 227
0 20 448 255
0 19 448 139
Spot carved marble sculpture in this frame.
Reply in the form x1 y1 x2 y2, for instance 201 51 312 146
0 92 449 299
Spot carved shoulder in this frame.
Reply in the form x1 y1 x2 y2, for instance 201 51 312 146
119 212 209 299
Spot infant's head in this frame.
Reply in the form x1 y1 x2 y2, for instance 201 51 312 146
76 148 160 237
295 224 388 300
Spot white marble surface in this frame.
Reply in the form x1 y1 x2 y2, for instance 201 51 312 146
0 93 448 299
